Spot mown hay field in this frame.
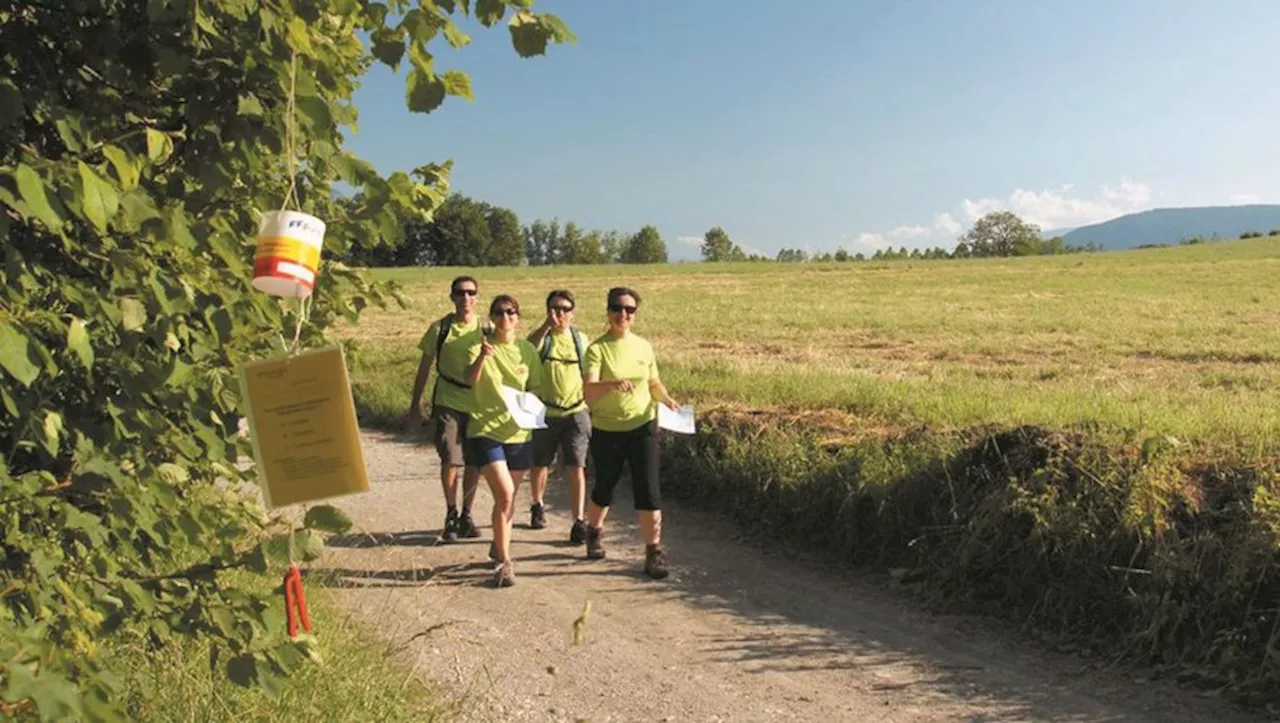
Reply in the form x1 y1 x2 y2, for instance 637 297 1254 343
342 237 1280 450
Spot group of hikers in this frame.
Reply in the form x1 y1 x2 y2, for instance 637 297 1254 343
404 276 679 587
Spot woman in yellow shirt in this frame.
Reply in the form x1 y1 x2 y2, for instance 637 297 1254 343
463 294 545 587
582 286 680 580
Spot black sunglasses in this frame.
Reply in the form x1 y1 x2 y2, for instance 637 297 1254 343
550 304 574 314
452 288 478 297
493 307 519 317
607 304 637 315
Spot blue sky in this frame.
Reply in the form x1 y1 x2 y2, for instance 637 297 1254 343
345 0 1280 261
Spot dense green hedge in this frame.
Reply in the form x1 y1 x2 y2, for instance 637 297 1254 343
662 412 1280 708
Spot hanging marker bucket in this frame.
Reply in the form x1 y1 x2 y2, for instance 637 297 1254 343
253 210 326 298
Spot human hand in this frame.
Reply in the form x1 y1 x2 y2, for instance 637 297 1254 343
664 398 680 412
614 379 635 393
404 407 424 429
480 339 495 358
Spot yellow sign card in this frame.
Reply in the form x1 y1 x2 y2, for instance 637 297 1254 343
238 345 370 509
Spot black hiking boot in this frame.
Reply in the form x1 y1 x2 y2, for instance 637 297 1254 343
441 509 459 543
644 544 669 580
530 502 546 530
569 519 588 545
458 508 481 539
585 525 606 560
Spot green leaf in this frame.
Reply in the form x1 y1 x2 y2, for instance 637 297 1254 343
66 318 93 370
406 69 446 113
371 28 406 68
119 298 147 332
227 655 257 687
78 161 119 233
236 94 264 117
444 21 471 48
476 0 505 25
440 71 473 101
157 463 189 483
102 145 140 191
65 317 93 371
0 78 23 128
303 505 353 534
296 96 332 132
0 321 41 386
42 411 63 455
299 530 325 561
145 129 171 163
14 163 63 230
286 17 314 55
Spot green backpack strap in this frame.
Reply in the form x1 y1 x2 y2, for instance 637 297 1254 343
570 327 586 378
539 332 553 364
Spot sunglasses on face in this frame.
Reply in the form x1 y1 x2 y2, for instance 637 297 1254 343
493 308 519 317
608 304 638 315
550 305 573 314
452 288 478 297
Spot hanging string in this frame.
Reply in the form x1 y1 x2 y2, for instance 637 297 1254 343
280 51 301 213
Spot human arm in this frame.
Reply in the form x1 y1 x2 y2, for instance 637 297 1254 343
405 324 438 425
526 315 555 347
648 377 679 411
464 336 493 387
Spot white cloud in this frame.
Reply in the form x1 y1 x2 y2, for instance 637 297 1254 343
934 213 961 235
851 178 1155 252
675 235 702 247
1229 193 1260 204
960 177 1152 230
852 232 888 251
888 224 930 239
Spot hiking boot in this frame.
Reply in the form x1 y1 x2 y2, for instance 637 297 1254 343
530 502 546 530
440 509 459 543
644 544 669 580
493 560 515 587
458 509 481 538
569 519 588 545
585 525 606 560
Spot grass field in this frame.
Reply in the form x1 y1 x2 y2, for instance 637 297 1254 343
341 237 1280 448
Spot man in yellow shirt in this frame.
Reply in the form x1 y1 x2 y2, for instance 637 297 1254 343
405 275 482 543
582 286 680 580
526 289 591 544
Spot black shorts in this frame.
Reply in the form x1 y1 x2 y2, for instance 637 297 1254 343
432 407 469 467
532 409 591 468
588 419 661 511
464 436 533 472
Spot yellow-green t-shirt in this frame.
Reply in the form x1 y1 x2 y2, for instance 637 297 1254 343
536 329 590 418
465 335 545 444
418 314 480 413
584 332 659 432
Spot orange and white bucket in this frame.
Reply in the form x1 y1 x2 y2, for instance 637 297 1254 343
252 210 326 298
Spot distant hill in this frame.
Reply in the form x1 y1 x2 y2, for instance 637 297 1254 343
1039 226 1076 238
1060 205 1280 249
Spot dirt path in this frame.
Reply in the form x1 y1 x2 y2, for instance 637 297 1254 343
317 430 1265 722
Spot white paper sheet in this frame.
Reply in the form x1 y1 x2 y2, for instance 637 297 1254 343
499 385 549 429
657 404 696 434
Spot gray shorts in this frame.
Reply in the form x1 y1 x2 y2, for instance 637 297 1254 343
532 409 591 468
432 407 469 467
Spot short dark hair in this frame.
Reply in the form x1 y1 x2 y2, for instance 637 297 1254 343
450 275 477 295
489 294 520 316
546 289 575 309
607 286 640 308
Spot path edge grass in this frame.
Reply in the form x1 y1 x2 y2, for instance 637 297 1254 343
353 370 1280 713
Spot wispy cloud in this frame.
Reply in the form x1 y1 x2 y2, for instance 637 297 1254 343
849 178 1154 253
675 235 702 247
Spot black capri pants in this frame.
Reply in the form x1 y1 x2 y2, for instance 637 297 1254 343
588 419 661 511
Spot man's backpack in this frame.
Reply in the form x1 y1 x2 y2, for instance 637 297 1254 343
539 327 586 378
538 328 587 411
430 313 472 404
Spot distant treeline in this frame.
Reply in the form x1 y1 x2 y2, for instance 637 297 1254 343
342 195 1120 268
